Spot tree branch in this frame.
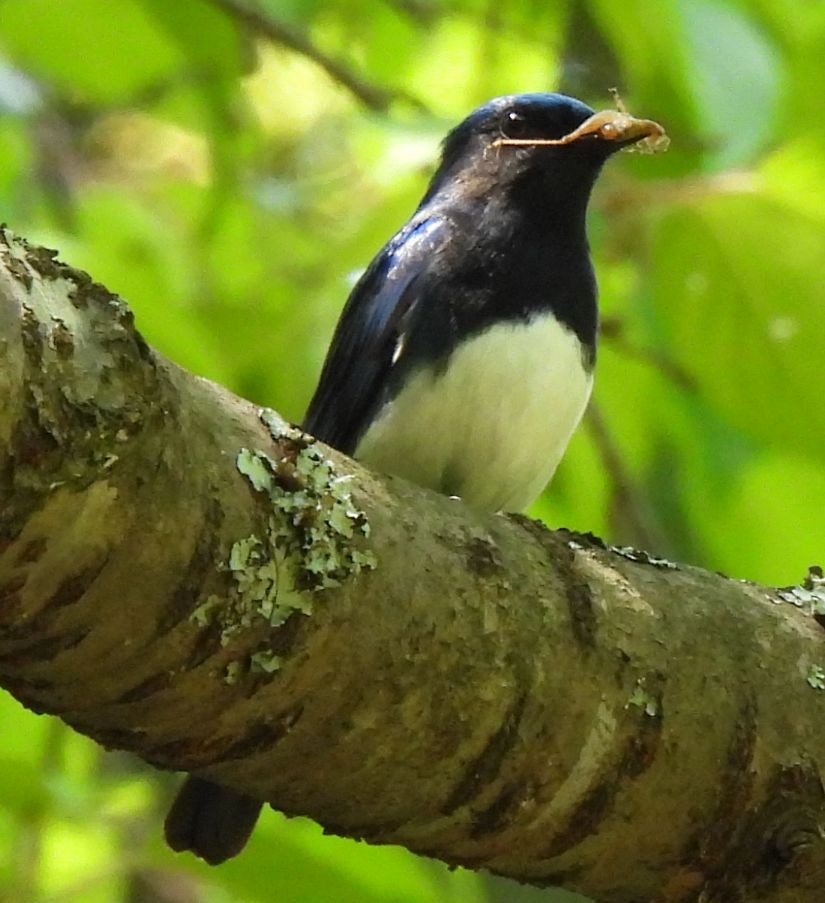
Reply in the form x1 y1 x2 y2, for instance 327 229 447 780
207 0 428 113
0 228 824 903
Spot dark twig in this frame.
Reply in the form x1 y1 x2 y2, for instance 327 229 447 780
381 0 440 24
207 0 429 113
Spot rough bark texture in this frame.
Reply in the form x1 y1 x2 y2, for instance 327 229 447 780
0 226 824 903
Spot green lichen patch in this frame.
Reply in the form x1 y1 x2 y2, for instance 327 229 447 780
774 566 825 621
627 681 660 717
236 437 376 592
224 661 243 685
189 531 309 646
195 432 376 681
228 531 312 629
190 594 222 628
258 406 298 444
806 664 825 690
250 649 283 673
0 229 159 532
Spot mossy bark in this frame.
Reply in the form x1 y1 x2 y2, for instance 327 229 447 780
0 227 823 903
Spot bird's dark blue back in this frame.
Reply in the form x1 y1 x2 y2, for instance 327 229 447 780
302 194 597 457
302 214 449 453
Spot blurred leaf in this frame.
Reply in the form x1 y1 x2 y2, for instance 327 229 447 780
759 138 825 222
588 0 700 144
138 0 252 242
0 0 183 103
0 117 31 218
535 423 610 538
652 193 825 463
679 0 782 168
39 820 123 901
408 17 560 113
340 3 422 84
39 188 234 386
696 450 825 585
0 60 41 115
0 758 51 815
139 0 246 80
0 694 50 760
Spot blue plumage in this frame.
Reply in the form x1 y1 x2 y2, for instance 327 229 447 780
303 93 639 507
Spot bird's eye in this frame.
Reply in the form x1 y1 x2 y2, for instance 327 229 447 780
499 110 530 139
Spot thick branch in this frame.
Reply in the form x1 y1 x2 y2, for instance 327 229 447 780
0 229 824 903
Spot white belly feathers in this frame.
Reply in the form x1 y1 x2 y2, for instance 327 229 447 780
354 314 593 512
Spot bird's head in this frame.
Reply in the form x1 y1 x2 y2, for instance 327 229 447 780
425 92 666 210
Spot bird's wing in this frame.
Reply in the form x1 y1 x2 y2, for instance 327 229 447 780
302 216 449 454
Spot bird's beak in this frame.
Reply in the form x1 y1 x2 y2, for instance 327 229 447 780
494 109 669 155
565 109 670 154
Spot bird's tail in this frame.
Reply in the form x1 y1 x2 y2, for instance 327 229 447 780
165 776 263 865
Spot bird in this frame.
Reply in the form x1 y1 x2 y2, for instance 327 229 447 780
165 91 664 864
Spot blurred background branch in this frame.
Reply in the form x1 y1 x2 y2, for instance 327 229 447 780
207 0 429 112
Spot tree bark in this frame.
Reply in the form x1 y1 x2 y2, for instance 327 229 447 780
0 226 824 903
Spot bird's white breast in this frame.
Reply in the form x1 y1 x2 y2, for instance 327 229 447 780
354 314 593 512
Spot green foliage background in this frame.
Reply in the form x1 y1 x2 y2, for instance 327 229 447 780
0 1 822 901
